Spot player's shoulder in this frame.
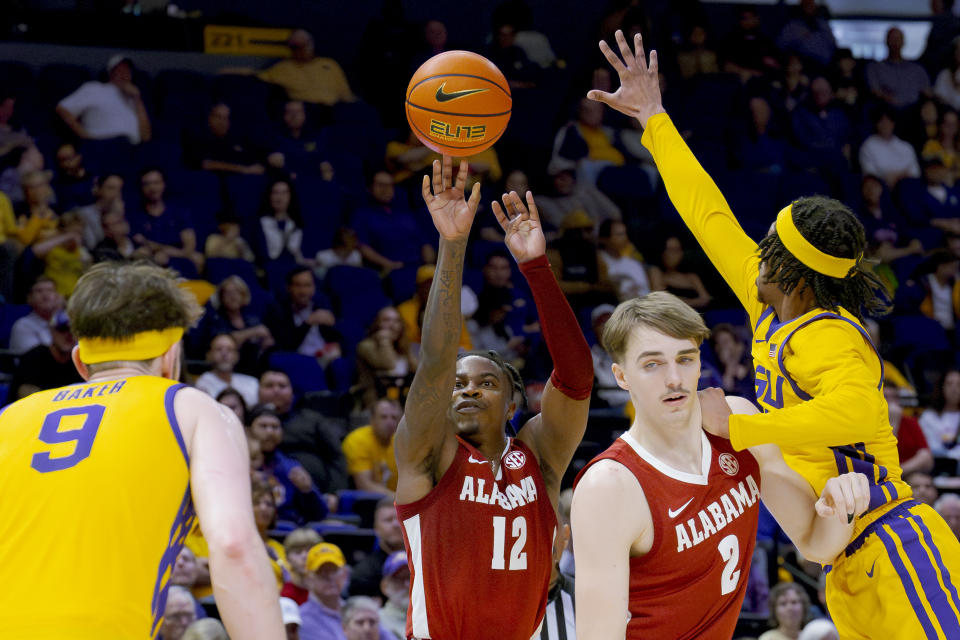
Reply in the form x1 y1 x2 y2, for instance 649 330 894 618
786 312 866 353
577 458 643 495
724 395 760 416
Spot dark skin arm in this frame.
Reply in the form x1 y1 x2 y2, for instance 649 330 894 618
394 157 481 505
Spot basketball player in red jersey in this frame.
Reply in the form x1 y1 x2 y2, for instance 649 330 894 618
394 156 593 640
572 292 870 640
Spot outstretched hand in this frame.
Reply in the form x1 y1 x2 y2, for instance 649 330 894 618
422 156 481 241
588 29 665 127
491 191 546 263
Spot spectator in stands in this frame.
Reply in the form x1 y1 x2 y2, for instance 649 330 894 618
550 98 630 187
257 177 307 265
598 219 650 301
885 382 934 474
353 170 434 273
536 163 621 233
355 307 416 409
347 497 405 598
32 209 90 297
720 6 781 82
934 38 960 111
866 27 931 109
300 542 349 640
734 96 788 174
10 276 62 355
182 619 228 640
205 276 273 371
487 22 539 89
342 596 392 640
0 143 45 205
919 251 960 334
52 143 94 210
379 551 409 639
264 266 340 360
675 24 718 79
216 387 247 423
858 174 922 266
384 132 439 188
130 168 203 272
280 596 303 640
935 493 960 539
195 333 260 407
158 586 197 640
170 547 205 617
546 210 616 310
76 173 123 250
761 582 811 640
590 303 629 409
397 264 474 351
257 30 354 106
251 475 289 587
777 0 837 67
470 287 530 369
920 369 960 460
282 528 323 605
711 323 755 399
831 48 863 109
249 403 328 524
859 108 920 189
187 103 265 175
649 236 711 310
204 216 256 261
905 470 939 505
272 100 332 179
314 226 362 278
922 108 960 183
0 91 33 168
260 369 350 500
790 75 851 174
16 168 59 246
915 158 960 239
10 309 81 399
91 204 138 263
56 54 151 144
0 191 16 300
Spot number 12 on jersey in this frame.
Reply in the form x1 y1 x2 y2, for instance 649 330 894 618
492 515 527 570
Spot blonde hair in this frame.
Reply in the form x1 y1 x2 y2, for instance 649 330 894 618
217 275 251 307
182 618 228 640
284 527 323 555
601 291 711 363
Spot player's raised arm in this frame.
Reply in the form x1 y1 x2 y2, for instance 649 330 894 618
589 30 763 322
720 394 869 564
180 387 284 640
493 191 592 496
394 157 481 502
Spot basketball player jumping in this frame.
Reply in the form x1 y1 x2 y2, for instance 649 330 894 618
0 262 284 639
572 292 870 639
394 157 593 640
591 30 960 639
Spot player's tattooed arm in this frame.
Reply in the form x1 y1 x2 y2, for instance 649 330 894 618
395 157 480 495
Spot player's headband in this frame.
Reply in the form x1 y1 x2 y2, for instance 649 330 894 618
77 327 184 364
775 204 860 279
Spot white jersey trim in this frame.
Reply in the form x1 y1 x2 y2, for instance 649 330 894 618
402 514 430 638
620 431 711 485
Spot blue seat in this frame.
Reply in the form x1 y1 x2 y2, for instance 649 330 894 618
891 315 950 353
167 257 199 280
325 265 390 327
36 63 92 110
0 304 32 349
224 173 268 222
205 257 259 290
155 69 211 122
386 265 419 304
134 140 184 176
268 351 328 395
779 172 831 204
80 137 136 178
703 308 749 328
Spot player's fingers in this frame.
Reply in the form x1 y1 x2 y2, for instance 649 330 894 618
649 49 659 76
441 155 453 191
837 477 856 524
615 30 636 71
586 89 616 105
431 159 441 195
491 200 509 230
814 496 835 518
598 39 627 76
455 159 469 192
467 182 482 212
525 191 540 224
853 473 870 518
422 174 433 203
633 32 646 70
509 191 529 220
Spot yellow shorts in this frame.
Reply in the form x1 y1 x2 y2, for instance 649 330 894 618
826 500 960 640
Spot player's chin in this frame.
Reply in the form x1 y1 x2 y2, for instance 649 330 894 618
454 418 481 436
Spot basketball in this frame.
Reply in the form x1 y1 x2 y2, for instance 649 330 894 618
405 50 512 157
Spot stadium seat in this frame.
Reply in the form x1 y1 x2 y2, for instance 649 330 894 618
155 69 211 123
0 304 32 349
703 308 749 328
224 173 268 222
80 137 136 177
779 171 831 204
385 265 419 305
36 63 92 112
204 257 259 290
336 489 387 528
325 265 390 327
890 315 953 394
320 528 378 564
326 356 356 394
268 351 328 395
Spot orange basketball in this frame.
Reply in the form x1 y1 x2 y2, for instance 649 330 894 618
406 50 512 157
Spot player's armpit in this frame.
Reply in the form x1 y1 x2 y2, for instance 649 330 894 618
519 379 590 496
572 460 648 640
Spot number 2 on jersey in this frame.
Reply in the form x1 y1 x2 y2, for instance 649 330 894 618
491 515 527 570
717 534 741 595
31 405 105 473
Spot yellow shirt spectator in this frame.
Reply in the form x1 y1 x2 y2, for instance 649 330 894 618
342 398 402 494
258 58 354 105
0 192 18 243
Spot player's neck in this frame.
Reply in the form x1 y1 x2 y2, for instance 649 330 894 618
773 288 816 323
86 366 155 381
628 411 704 474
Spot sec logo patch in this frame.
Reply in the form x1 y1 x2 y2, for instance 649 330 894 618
718 453 739 476
504 450 526 470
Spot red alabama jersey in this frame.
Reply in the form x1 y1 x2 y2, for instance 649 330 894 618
396 436 556 640
576 431 760 640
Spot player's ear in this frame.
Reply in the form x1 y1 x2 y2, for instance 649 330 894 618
159 341 182 380
71 345 91 381
612 362 629 390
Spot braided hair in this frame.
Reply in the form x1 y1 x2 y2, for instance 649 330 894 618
758 196 891 320
457 350 528 435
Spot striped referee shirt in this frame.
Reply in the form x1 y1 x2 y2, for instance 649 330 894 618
540 574 576 640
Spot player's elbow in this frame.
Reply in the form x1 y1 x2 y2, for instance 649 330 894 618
206 525 261 562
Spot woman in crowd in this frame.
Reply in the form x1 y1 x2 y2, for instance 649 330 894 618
355 305 417 408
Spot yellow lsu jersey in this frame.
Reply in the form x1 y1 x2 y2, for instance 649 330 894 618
641 112 910 540
0 376 195 639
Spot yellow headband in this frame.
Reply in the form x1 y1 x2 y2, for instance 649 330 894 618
77 327 184 364
775 205 859 279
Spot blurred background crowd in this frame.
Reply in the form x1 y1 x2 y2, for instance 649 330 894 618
2 0 960 638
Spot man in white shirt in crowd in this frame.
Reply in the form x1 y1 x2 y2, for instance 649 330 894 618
56 54 152 144
9 276 62 355
195 333 260 408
